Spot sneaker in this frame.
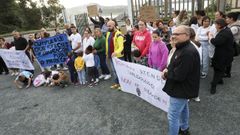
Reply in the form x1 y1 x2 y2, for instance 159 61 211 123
99 74 106 79
117 86 122 91
62 67 68 70
192 97 200 102
11 72 15 76
94 78 99 83
200 73 207 79
104 74 111 80
110 84 120 89
179 128 190 135
223 73 231 78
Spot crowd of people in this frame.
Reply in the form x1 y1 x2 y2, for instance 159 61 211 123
0 9 240 135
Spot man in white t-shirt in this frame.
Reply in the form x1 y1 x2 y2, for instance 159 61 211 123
69 26 82 53
82 30 95 52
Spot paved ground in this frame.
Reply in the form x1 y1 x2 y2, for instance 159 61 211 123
0 56 240 135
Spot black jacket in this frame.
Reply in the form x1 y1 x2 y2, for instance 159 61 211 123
89 16 105 28
210 27 234 71
163 40 200 99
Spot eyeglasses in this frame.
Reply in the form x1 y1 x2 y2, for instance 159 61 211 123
172 33 187 36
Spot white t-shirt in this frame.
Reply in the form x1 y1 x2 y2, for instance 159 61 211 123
196 26 211 41
83 53 95 67
69 33 82 53
83 36 95 52
190 24 199 34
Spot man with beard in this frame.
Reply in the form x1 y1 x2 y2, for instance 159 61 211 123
105 20 124 90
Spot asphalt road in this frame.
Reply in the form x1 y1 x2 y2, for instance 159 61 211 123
0 56 240 135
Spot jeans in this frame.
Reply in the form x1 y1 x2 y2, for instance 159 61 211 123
98 53 110 75
77 70 86 84
200 41 210 75
168 97 189 135
110 57 124 84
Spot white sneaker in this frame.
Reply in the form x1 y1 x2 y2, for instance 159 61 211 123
99 74 106 79
104 74 111 80
95 78 99 83
193 97 201 102
62 67 68 70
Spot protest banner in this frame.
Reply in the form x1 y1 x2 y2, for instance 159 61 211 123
87 5 98 17
140 6 158 22
113 58 169 112
75 13 89 36
32 34 71 67
0 49 34 70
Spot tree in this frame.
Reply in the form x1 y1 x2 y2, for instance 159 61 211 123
47 0 63 27
0 0 22 34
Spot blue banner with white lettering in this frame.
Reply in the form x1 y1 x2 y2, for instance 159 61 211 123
32 34 72 67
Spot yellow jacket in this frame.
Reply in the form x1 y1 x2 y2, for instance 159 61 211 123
74 56 85 70
105 30 124 58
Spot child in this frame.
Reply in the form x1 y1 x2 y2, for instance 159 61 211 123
83 46 97 87
50 71 69 88
148 31 169 71
65 52 78 85
132 49 147 66
14 70 33 89
74 51 86 85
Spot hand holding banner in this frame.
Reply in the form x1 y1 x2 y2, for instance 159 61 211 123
112 57 169 112
32 34 71 67
0 50 34 70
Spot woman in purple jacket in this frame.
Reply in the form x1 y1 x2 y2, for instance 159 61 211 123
148 30 169 71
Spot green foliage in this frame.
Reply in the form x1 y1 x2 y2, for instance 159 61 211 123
0 0 64 34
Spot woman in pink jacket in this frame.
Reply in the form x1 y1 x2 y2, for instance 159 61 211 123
132 20 152 65
148 31 169 71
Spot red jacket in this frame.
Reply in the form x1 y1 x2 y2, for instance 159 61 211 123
132 29 152 57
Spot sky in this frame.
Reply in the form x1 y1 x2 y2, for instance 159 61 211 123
59 0 128 8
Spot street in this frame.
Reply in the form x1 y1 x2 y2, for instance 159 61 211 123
0 56 240 135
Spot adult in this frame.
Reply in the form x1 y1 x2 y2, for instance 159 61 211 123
162 25 200 135
93 28 111 80
208 19 234 94
125 18 133 32
132 20 151 65
101 18 110 36
226 12 240 77
12 31 29 52
82 30 95 53
89 14 105 29
175 10 190 26
196 16 211 78
195 10 206 26
189 16 199 33
0 37 10 75
172 10 180 24
105 20 124 90
64 24 72 36
69 26 82 54
209 11 226 58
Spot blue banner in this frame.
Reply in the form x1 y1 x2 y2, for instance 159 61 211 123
33 34 72 67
